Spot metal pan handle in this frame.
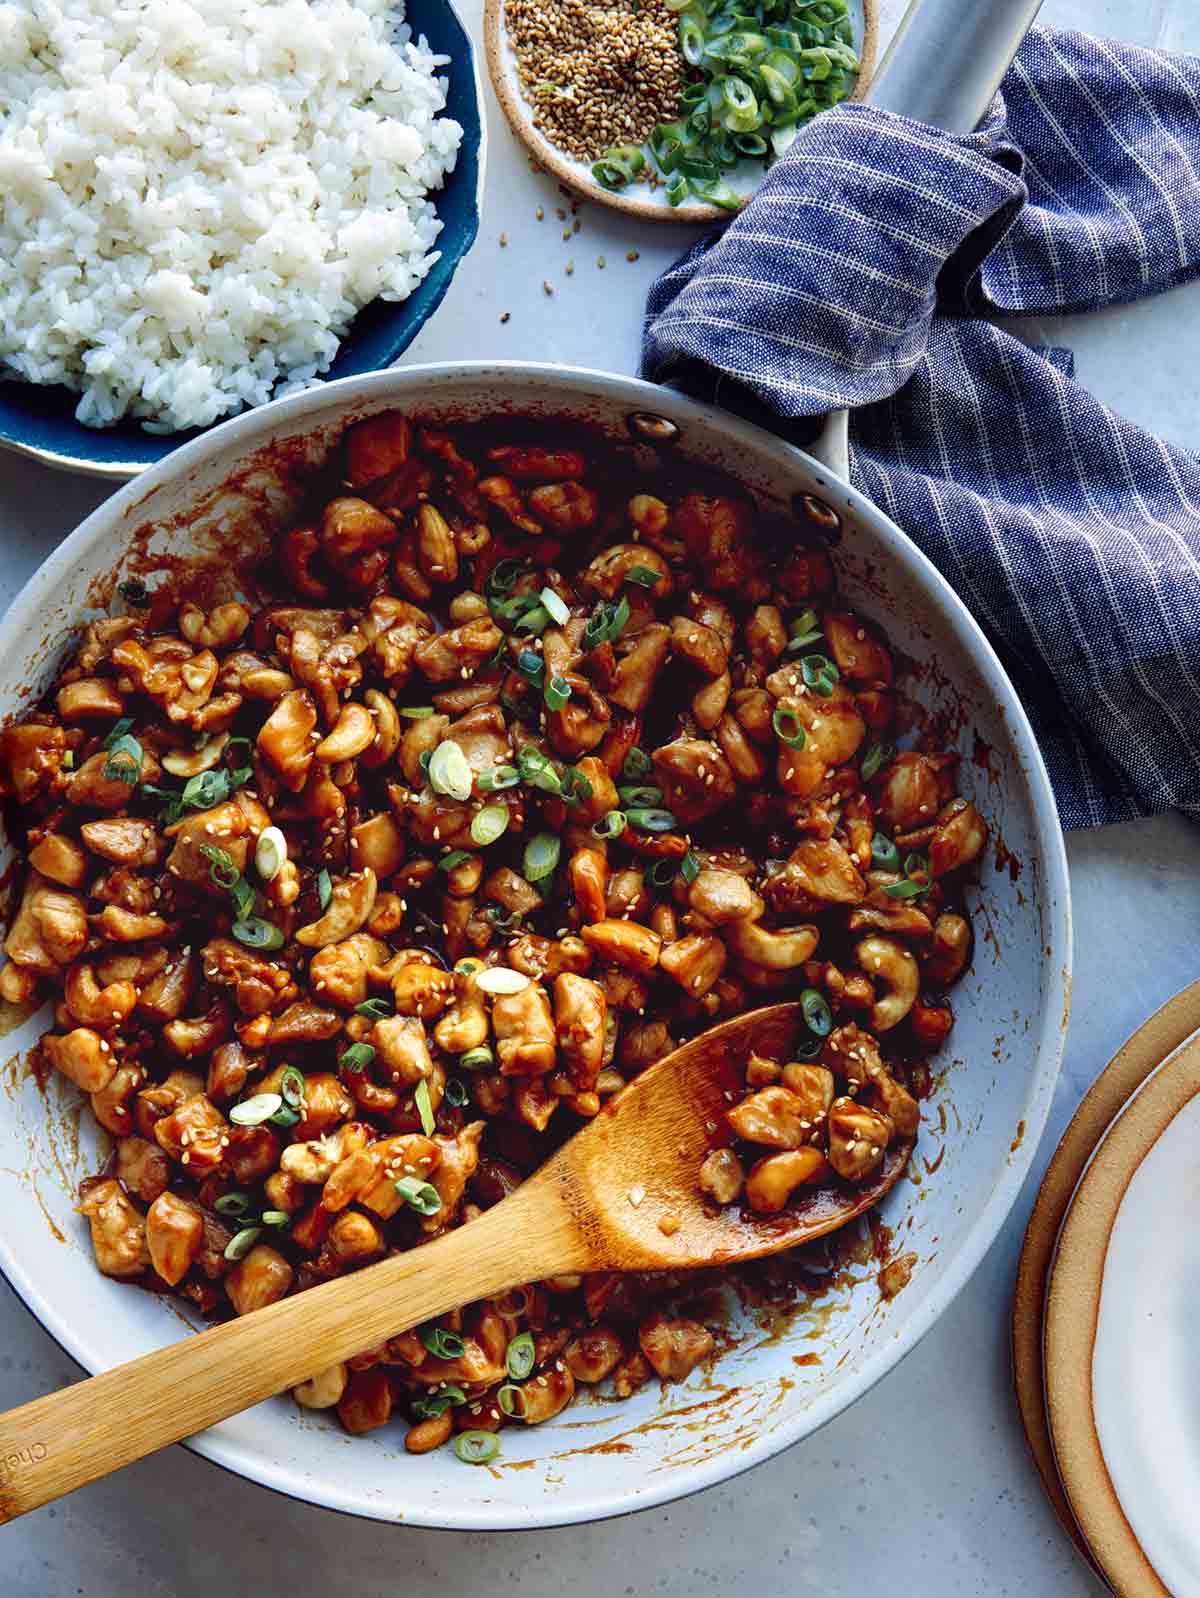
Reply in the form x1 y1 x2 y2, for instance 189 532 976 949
808 0 1044 476
867 0 1045 135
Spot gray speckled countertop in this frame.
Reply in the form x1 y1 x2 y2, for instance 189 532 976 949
4 0 1199 1590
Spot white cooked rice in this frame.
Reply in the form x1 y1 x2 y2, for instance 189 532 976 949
0 0 463 432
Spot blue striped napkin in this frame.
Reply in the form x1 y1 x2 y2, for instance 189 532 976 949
645 27 1200 829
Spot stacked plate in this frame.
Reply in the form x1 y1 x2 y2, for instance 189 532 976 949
1014 983 1200 1596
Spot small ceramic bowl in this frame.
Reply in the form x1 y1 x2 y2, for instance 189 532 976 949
484 0 877 223
0 361 1070 1528
0 0 485 481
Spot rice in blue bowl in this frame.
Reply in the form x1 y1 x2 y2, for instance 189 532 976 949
0 0 484 478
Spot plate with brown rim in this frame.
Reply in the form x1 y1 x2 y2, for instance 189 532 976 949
483 0 877 224
1012 981 1200 1582
1043 1011 1200 1595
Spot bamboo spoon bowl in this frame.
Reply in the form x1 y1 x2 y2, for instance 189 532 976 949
0 1001 909 1523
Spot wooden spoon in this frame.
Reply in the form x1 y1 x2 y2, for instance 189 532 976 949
0 1001 911 1521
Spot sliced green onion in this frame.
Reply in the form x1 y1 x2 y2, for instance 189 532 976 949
429 740 474 802
787 608 822 648
485 905 522 933
486 557 527 596
691 176 742 212
860 741 895 782
411 1384 466 1420
506 1330 536 1379
444 1076 469 1108
800 987 833 1037
680 849 701 885
454 1431 500 1465
230 1092 283 1127
523 832 561 882
223 1226 263 1262
591 143 646 191
341 1042 376 1073
559 766 594 807
516 649 545 689
871 832 900 871
883 878 926 900
422 1324 466 1360
540 587 571 626
62 750 75 770
545 676 572 712
496 1383 525 1418
395 1174 442 1215
214 1191 253 1218
618 784 664 807
199 842 239 889
904 852 929 880
517 746 563 795
772 706 806 748
625 565 663 589
646 857 680 888
399 706 436 719
592 810 626 840
794 1035 824 1061
622 746 653 780
102 735 143 783
650 120 689 173
255 825 288 882
439 849 473 872
414 1077 436 1137
625 807 678 833
356 997 392 1019
317 868 332 910
800 653 840 697
103 716 135 748
513 604 552 637
583 595 630 650
680 13 706 63
460 1046 495 1071
478 764 520 792
471 805 510 847
280 1065 306 1110
229 876 256 920
232 917 285 950
665 172 690 206
261 1210 290 1228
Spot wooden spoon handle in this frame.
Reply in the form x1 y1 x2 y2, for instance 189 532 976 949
0 1191 584 1522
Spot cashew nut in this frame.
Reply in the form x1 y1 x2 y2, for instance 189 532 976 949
179 601 251 650
161 732 229 778
295 869 378 948
359 689 401 769
293 1363 349 1410
854 935 919 1031
725 908 818 971
315 702 376 762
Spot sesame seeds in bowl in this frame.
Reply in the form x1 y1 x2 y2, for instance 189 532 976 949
484 0 877 222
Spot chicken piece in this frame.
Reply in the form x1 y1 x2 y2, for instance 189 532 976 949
493 982 556 1076
145 1191 204 1286
422 1121 484 1232
554 972 606 1092
165 802 250 889
652 739 736 823
78 1178 149 1279
638 1313 715 1381
674 495 758 591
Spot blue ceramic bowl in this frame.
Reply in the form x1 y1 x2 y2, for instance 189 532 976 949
0 0 484 480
